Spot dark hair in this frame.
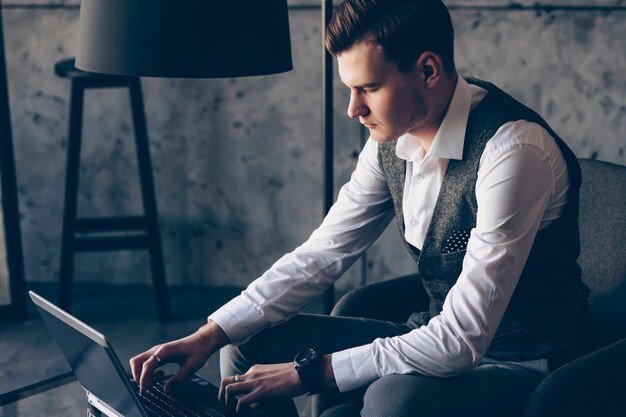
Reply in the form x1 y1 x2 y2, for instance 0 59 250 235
325 0 455 74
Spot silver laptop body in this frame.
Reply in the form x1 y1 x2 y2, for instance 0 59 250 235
29 291 263 417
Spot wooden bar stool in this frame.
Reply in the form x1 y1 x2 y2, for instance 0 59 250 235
55 58 169 321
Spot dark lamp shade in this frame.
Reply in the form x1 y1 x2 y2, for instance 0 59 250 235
75 0 293 78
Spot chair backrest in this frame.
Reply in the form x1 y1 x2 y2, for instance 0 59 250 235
577 158 626 344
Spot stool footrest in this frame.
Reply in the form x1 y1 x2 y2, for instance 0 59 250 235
73 234 150 252
75 216 148 233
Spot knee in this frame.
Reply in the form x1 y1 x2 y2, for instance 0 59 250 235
362 375 423 417
219 344 250 378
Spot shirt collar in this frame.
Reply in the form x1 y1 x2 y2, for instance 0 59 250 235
396 76 473 162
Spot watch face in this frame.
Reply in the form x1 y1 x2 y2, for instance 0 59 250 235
294 348 322 394
295 348 318 367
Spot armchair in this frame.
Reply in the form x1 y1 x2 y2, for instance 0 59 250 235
313 158 626 417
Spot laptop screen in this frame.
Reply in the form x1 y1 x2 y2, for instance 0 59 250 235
30 292 145 417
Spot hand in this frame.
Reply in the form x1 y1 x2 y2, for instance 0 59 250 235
218 363 307 413
130 321 230 395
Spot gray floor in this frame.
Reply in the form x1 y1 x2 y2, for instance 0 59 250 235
0 283 320 417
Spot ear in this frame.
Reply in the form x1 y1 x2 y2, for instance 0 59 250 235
416 51 444 88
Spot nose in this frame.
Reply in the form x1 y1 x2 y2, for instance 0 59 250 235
347 91 368 119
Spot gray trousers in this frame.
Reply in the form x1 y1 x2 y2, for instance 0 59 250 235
220 313 545 417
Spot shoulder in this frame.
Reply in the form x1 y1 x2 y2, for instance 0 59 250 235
480 120 560 166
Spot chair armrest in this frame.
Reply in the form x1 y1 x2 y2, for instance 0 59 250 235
522 337 626 417
331 274 429 323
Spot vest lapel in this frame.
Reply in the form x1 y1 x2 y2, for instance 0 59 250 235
378 140 407 235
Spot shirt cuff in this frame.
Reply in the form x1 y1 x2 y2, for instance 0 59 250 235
331 344 379 392
208 296 268 344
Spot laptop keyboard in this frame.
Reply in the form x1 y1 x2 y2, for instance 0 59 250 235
130 379 227 417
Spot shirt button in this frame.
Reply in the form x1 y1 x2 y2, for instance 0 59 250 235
410 219 418 225
416 174 425 180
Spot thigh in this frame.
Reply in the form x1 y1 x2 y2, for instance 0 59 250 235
219 314 410 417
237 313 412 365
361 362 545 417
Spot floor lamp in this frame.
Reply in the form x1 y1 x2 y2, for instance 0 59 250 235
0 4 27 321
321 0 335 314
76 1 292 78
321 1 370 313
75 0 293 303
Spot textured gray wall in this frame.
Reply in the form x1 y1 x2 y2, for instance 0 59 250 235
3 1 625 296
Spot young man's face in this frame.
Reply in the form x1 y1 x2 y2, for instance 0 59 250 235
337 42 429 143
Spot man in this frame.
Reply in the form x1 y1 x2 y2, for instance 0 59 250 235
131 0 592 416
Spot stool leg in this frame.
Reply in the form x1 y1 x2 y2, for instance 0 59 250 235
59 79 84 312
128 78 170 321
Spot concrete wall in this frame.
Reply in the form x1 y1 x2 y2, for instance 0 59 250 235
2 1 625 297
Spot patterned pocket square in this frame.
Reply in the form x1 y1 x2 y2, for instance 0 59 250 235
442 229 471 254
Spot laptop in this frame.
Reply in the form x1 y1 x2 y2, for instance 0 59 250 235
29 291 266 417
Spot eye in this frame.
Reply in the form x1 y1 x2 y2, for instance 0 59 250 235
360 87 377 94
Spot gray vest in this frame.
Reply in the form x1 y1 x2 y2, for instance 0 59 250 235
378 78 591 365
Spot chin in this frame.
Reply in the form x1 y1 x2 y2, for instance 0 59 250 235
370 131 397 144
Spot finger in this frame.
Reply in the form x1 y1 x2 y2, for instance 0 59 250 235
138 353 162 394
224 380 250 411
226 384 244 412
129 350 154 383
218 378 226 404
218 375 238 405
235 390 259 414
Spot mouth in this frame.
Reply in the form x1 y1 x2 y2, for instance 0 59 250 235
360 120 377 129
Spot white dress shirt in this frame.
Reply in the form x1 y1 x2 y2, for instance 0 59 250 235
209 77 570 393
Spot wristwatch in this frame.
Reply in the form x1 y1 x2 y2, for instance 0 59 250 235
293 347 323 394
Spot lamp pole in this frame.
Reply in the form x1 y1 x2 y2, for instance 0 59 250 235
0 4 27 320
322 0 334 314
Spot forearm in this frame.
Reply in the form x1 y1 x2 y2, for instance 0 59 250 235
196 320 231 354
208 248 362 344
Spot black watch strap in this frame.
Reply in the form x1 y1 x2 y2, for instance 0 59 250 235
294 348 323 394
